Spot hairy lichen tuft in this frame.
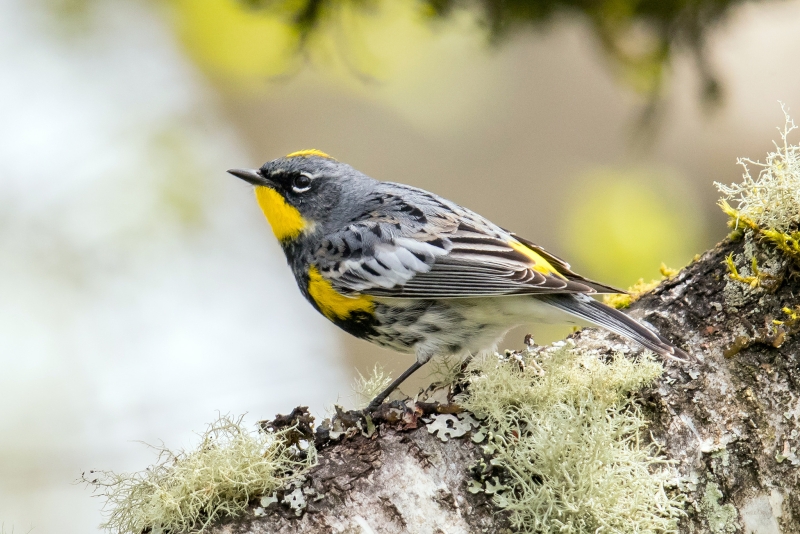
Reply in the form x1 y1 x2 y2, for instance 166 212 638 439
716 104 800 233
717 106 800 298
427 354 466 386
84 414 314 534
351 364 394 409
460 343 683 533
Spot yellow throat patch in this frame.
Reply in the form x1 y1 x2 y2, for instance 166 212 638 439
285 149 335 160
254 186 307 242
509 239 566 278
307 267 374 320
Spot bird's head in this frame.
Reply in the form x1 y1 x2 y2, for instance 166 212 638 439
228 150 360 243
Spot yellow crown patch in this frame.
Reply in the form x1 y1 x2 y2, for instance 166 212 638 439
285 149 335 160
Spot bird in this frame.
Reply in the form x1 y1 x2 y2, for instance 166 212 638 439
228 149 688 411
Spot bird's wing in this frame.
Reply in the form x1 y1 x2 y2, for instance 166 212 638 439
314 189 620 298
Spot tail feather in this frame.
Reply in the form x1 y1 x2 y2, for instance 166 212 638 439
539 294 689 362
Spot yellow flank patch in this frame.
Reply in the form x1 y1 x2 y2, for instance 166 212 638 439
307 267 374 320
509 239 566 278
254 185 307 241
285 149 335 160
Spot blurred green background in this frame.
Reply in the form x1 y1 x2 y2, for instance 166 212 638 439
1 0 799 531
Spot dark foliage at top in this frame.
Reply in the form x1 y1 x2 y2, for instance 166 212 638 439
241 0 771 114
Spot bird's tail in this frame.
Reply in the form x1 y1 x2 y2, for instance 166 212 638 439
539 293 690 362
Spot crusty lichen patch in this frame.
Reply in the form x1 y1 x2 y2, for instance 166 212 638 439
459 342 684 533
84 415 314 534
701 482 739 534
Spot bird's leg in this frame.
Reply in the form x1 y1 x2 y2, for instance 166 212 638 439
365 361 424 412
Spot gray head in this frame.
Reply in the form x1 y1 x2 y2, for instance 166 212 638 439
228 150 375 242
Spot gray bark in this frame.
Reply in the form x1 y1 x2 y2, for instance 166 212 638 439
211 235 800 533
213 410 510 533
628 238 799 533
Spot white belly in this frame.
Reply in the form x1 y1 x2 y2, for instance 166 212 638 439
370 295 586 363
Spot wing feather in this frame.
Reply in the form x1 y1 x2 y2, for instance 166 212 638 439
313 184 618 298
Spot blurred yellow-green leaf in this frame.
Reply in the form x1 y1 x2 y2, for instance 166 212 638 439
170 0 299 81
561 168 702 287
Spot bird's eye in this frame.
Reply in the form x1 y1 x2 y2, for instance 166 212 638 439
292 173 312 193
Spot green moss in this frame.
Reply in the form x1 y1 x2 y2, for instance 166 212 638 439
701 482 739 533
459 343 684 533
85 415 314 534
603 263 680 309
724 253 777 289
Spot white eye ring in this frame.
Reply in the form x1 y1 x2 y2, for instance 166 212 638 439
292 172 313 193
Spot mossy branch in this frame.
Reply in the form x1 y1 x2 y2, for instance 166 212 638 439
88 108 800 534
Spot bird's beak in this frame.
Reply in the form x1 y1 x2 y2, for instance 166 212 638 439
227 168 270 186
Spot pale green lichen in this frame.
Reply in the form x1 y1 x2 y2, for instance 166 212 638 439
84 414 314 534
427 353 465 386
459 343 683 533
710 448 730 470
716 104 800 234
701 482 739 533
717 106 800 303
351 364 394 409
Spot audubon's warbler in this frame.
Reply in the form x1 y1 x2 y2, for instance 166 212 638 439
229 150 687 410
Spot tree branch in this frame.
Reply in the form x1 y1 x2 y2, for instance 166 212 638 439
212 236 799 533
